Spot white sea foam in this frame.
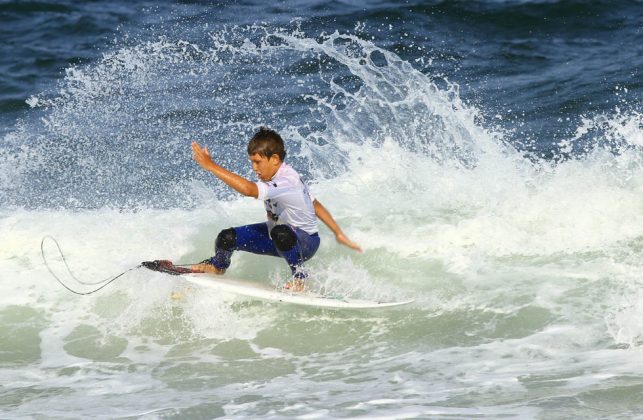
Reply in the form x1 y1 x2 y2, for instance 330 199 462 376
1 26 643 418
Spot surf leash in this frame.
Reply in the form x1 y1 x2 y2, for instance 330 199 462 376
141 260 204 275
41 235 142 296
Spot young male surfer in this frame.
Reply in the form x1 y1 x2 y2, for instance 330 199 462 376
189 127 361 290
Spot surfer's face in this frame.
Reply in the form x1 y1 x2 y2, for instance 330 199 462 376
249 153 281 181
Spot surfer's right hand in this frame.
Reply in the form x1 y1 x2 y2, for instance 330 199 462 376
192 141 215 170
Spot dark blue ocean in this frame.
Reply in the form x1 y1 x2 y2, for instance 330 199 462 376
1 1 642 418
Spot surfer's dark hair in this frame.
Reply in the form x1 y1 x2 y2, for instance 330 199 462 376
247 127 286 161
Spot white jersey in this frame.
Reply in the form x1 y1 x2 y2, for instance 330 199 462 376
255 163 318 234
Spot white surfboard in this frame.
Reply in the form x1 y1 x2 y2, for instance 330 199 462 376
182 274 414 309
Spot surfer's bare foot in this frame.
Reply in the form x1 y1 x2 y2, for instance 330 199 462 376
190 262 225 275
284 278 305 292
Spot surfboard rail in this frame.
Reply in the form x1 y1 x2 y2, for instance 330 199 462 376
141 260 413 309
183 274 414 309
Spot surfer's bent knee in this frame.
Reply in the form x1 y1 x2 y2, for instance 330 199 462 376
216 228 237 251
270 225 297 252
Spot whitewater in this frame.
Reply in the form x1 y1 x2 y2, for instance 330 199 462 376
2 24 643 418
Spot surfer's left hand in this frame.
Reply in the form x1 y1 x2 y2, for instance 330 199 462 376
336 233 363 253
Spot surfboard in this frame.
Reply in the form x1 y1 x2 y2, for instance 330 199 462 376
142 260 414 309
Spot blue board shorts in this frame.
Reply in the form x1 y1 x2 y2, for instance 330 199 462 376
208 222 320 279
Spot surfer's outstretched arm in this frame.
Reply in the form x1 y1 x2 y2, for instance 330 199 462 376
313 199 363 252
192 141 259 198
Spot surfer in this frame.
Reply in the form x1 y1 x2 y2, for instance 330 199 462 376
190 127 362 290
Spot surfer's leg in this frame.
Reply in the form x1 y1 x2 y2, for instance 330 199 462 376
198 223 279 272
233 222 281 255
270 225 320 280
191 228 237 273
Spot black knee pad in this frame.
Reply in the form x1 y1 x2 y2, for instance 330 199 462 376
271 225 297 252
215 228 236 251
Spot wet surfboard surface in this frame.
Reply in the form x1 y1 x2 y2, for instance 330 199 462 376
143 260 414 309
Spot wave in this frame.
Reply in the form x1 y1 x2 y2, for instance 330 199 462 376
2 26 642 345
1 26 510 208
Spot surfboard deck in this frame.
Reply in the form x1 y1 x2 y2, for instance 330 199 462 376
142 260 414 309
183 275 414 309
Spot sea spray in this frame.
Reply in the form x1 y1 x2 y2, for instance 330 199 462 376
2 21 643 418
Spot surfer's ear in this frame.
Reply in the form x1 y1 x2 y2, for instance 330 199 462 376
269 153 281 165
